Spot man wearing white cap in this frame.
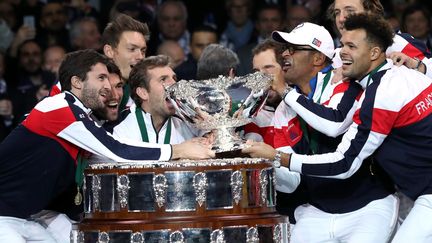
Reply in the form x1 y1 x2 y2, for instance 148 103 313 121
265 22 398 242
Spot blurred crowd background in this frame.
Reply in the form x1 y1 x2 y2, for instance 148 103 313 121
0 0 431 141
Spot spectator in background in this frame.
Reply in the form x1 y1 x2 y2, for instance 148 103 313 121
9 40 55 121
221 0 254 51
157 40 185 69
401 4 432 50
35 2 71 51
0 1 18 31
109 0 155 24
0 52 14 141
70 17 102 51
0 1 17 52
236 4 284 75
175 25 218 80
385 12 401 32
65 0 100 24
7 4 37 58
43 45 66 79
147 0 190 56
285 4 312 31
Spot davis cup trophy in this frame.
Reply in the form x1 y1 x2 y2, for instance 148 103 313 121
71 72 290 243
166 72 273 157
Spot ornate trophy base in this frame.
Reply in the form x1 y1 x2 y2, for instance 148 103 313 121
73 159 289 242
72 214 289 242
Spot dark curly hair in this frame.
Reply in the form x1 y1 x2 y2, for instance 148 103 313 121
344 13 394 52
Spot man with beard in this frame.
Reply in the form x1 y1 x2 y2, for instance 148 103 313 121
113 55 201 144
243 13 432 242
50 13 149 128
92 61 125 133
0 50 214 242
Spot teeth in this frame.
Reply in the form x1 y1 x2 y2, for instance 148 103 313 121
342 60 352 65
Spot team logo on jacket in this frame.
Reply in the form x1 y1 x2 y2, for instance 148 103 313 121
286 123 301 142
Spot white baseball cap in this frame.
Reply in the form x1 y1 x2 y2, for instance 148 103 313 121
272 22 335 59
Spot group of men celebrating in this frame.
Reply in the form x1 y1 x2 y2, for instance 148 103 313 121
1 0 432 243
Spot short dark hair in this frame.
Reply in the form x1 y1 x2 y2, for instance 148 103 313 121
59 49 110 91
326 0 384 22
344 13 394 52
106 59 121 78
102 13 150 48
129 55 170 105
252 39 285 67
191 24 219 41
196 44 240 80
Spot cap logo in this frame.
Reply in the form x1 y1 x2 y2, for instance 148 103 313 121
312 38 321 47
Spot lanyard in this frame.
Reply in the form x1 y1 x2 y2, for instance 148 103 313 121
366 61 387 87
119 84 130 112
300 68 333 154
74 150 88 205
135 107 171 144
316 71 333 104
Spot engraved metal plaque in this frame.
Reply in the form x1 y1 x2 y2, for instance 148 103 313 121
245 170 261 207
223 226 247 242
182 228 211 243
257 226 273 243
206 170 233 209
128 173 155 212
117 175 130 209
143 230 170 242
230 170 243 205
210 229 225 243
83 231 98 243
108 231 131 243
165 171 195 212
264 168 276 207
84 175 93 213
99 174 118 212
193 172 208 207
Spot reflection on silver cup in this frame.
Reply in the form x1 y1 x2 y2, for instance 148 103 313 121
166 72 272 156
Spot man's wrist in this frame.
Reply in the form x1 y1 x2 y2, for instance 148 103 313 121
413 57 424 73
280 152 291 168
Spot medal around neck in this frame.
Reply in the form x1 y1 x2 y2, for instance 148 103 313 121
166 72 272 157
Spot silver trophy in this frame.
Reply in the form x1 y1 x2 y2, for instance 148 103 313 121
166 72 272 157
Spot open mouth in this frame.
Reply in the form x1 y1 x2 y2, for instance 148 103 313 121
341 59 353 67
106 100 118 111
282 60 292 72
